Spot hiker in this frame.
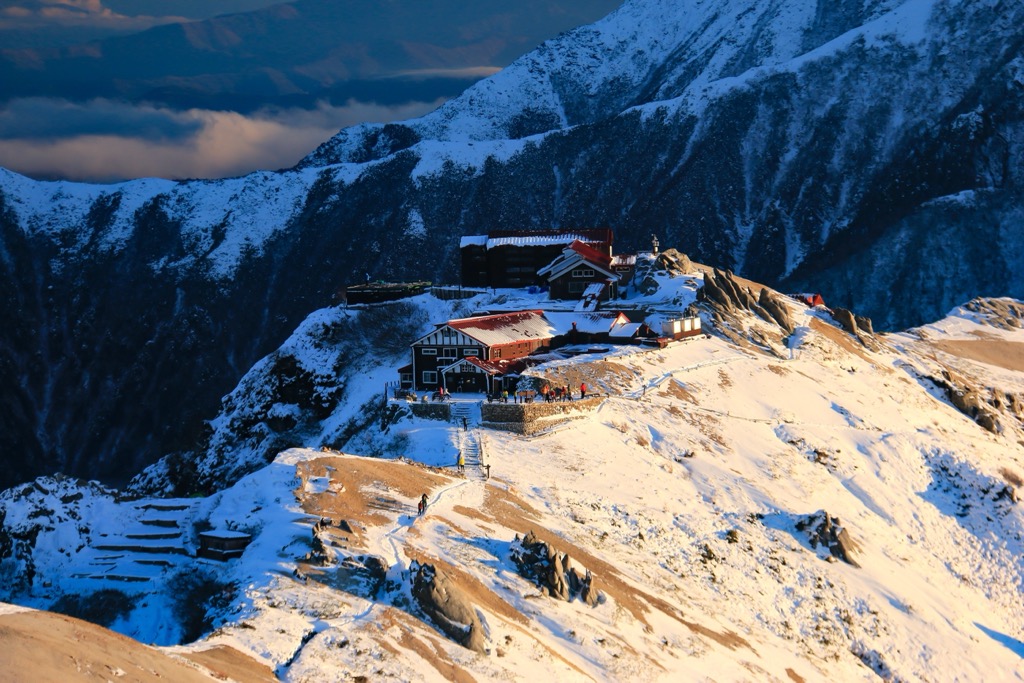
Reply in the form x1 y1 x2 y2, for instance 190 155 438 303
501 389 508 403
418 494 428 515
457 451 465 474
564 385 572 401
580 382 587 399
462 416 468 431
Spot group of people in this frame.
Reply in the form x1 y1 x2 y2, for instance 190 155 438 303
540 382 588 402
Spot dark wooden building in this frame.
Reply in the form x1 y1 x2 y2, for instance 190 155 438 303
460 229 613 288
409 310 554 391
537 240 620 300
197 530 252 561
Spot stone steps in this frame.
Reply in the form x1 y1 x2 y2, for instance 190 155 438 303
93 542 191 556
139 517 181 528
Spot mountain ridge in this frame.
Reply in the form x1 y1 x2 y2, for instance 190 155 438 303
2 269 1023 679
1 0 1022 490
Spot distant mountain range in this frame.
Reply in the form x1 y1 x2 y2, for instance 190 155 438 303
0 0 621 111
1 0 1022 489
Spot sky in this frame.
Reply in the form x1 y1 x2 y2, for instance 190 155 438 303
0 0 605 183
0 0 446 182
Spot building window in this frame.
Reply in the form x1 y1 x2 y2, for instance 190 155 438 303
421 348 437 355
571 268 595 278
463 348 481 357
568 282 587 293
422 371 437 384
443 347 456 358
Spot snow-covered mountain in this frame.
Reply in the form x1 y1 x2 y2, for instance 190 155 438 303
1 0 1022 489
3 260 1024 680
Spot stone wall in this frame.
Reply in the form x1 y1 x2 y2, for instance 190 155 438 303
481 397 602 434
409 402 451 421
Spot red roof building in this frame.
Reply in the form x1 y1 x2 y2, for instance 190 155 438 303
409 310 554 392
537 240 620 301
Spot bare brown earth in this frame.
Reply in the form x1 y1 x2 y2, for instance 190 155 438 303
929 339 1024 373
475 483 751 652
295 453 455 547
372 607 480 683
292 455 595 677
0 608 271 682
809 317 884 368
178 645 278 682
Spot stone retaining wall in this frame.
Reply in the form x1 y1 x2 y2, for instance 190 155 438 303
409 402 451 421
481 396 603 434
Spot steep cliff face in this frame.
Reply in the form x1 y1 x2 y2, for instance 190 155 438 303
1 0 1022 487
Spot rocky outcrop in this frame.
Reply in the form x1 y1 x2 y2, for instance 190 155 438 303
928 368 1008 435
829 307 877 349
510 530 601 606
758 288 795 333
632 249 693 295
410 561 487 654
796 511 861 568
962 298 1024 330
699 269 795 335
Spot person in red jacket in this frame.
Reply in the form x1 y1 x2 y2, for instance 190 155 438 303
580 382 587 399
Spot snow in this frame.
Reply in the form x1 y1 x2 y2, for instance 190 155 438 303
3 260 1024 680
1 0 1023 675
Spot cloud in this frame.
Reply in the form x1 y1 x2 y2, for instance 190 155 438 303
0 98 201 141
0 0 185 33
387 66 503 81
0 98 443 183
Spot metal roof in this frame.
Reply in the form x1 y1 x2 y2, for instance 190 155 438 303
537 241 618 280
609 322 644 338
446 310 555 346
543 311 628 335
460 229 613 252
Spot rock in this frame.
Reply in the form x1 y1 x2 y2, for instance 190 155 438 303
714 269 747 307
796 511 861 568
758 288 795 333
699 276 734 311
854 314 874 335
831 308 858 335
931 369 1005 434
963 298 1024 330
976 410 1000 433
653 249 692 275
411 562 487 653
580 571 600 607
831 307 878 348
630 249 693 295
510 530 601 606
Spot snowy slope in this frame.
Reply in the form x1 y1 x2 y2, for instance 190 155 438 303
2 0 1022 490
3 263 1024 680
